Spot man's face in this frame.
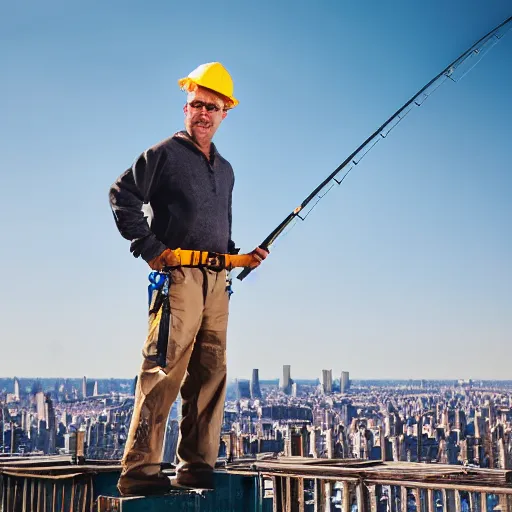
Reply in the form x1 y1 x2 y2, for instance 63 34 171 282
184 87 228 144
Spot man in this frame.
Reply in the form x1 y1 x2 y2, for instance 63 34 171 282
109 62 267 496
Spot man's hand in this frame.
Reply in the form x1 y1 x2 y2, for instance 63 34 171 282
227 247 269 269
248 247 269 269
148 249 180 271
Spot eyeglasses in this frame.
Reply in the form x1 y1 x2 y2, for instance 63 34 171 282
188 100 224 112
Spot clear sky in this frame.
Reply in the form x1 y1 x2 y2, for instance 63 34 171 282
1 1 511 382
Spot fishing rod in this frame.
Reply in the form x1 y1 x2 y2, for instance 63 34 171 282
238 15 512 281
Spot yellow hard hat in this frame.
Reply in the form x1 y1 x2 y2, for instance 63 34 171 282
178 62 239 108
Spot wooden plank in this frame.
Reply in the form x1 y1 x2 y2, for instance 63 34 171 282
368 485 377 512
323 481 331 512
342 481 351 512
30 479 35 512
356 481 367 512
89 477 93 512
455 489 461 511
37 481 41 512
313 478 323 512
480 492 486 512
499 494 512 511
248 461 512 485
285 477 291 512
401 487 408 512
22 478 27 512
296 478 304 512
52 482 56 512
427 488 434 512
61 483 66 512
260 470 360 483
70 481 75 512
363 478 512 495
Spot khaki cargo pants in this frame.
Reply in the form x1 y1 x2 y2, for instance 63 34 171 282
119 267 229 487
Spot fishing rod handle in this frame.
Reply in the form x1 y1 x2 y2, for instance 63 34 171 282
236 245 270 282
236 267 252 281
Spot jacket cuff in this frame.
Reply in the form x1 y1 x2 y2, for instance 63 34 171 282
131 236 168 263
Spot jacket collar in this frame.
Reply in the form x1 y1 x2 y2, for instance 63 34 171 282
173 130 218 163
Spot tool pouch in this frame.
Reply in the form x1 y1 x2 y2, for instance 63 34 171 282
143 272 171 368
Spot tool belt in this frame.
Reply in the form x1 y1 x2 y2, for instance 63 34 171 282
164 248 253 272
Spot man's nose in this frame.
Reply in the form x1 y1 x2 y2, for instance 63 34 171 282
199 109 211 121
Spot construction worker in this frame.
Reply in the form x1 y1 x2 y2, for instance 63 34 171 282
109 62 268 496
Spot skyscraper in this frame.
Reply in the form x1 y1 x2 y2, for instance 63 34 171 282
282 365 292 395
82 376 87 398
13 377 20 401
35 391 46 422
86 381 96 397
321 369 333 394
250 369 262 399
46 394 56 454
340 371 350 393
236 379 251 400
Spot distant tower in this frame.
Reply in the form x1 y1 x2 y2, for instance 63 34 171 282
250 369 262 399
46 394 56 454
132 375 138 396
13 377 20 401
86 381 95 397
340 371 350 393
35 391 46 422
82 376 87 398
235 379 251 400
93 381 99 396
281 365 292 395
322 370 333 394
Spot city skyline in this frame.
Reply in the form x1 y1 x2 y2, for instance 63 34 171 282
1 372 511 387
1 1 511 380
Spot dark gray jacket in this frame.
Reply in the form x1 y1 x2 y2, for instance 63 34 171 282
109 132 236 262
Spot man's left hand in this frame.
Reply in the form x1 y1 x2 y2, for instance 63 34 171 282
247 247 269 269
227 247 269 269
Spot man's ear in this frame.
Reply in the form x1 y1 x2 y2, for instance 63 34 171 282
222 111 228 120
183 104 188 115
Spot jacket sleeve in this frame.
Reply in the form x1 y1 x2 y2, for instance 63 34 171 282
109 148 168 262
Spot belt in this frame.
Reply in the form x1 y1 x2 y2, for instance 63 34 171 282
167 249 253 271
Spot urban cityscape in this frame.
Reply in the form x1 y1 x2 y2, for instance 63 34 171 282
1 370 511 470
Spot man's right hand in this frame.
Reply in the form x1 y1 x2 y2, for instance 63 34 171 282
148 249 180 271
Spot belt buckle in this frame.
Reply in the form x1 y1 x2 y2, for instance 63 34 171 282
206 253 225 272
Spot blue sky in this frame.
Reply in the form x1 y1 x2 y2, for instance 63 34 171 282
1 1 511 381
